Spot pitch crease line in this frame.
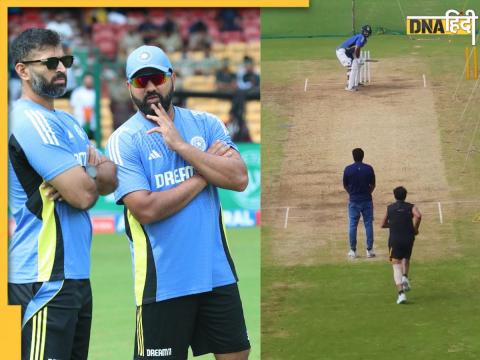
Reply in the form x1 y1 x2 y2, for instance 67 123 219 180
284 207 290 229
437 202 443 224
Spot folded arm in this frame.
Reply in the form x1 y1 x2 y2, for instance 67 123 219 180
121 140 236 225
123 174 207 225
95 156 118 195
46 148 118 209
174 141 248 191
48 166 98 210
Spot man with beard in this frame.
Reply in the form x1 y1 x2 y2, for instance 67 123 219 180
8 28 118 360
106 45 251 360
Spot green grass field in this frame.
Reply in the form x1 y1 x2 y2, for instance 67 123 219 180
262 0 477 37
88 227 260 359
262 1 480 359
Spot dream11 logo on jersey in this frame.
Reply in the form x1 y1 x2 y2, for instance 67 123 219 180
406 9 478 45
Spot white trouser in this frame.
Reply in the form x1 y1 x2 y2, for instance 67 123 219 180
336 48 352 67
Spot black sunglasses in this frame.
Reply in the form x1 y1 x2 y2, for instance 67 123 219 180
20 55 74 70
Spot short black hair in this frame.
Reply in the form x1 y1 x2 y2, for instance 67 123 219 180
10 28 61 65
352 148 364 162
393 186 407 201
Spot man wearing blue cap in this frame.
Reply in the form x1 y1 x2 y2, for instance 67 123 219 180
106 45 251 359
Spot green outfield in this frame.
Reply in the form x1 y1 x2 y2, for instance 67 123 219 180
262 0 480 359
88 227 260 360
262 0 477 37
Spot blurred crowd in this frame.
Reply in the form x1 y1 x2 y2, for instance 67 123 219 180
8 8 260 144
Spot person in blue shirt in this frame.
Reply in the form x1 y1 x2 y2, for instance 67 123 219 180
106 45 250 360
336 24 372 91
8 28 118 360
343 148 376 258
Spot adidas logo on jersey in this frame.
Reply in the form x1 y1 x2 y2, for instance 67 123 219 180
148 150 162 160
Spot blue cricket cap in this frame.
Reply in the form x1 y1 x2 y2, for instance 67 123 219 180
126 45 173 80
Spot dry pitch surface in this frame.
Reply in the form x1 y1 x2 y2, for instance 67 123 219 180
262 57 467 266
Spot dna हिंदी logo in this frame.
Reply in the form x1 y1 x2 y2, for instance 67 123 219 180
406 9 478 45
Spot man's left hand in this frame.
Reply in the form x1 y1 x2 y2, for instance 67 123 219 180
207 140 234 157
41 182 63 202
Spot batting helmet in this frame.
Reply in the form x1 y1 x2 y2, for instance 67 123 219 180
362 25 372 37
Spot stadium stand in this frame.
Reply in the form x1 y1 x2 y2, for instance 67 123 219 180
8 8 260 145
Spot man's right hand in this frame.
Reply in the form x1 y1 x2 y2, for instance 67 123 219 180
146 103 185 151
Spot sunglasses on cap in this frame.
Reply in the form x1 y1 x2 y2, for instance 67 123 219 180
129 72 171 89
20 55 74 70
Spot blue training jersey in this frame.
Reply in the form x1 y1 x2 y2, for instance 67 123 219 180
343 162 375 202
337 33 367 50
8 99 92 283
106 107 238 305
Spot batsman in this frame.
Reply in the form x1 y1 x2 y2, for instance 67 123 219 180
335 24 372 91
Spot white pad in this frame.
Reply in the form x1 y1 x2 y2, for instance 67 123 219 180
393 263 403 285
336 48 352 67
355 62 364 86
347 58 360 90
